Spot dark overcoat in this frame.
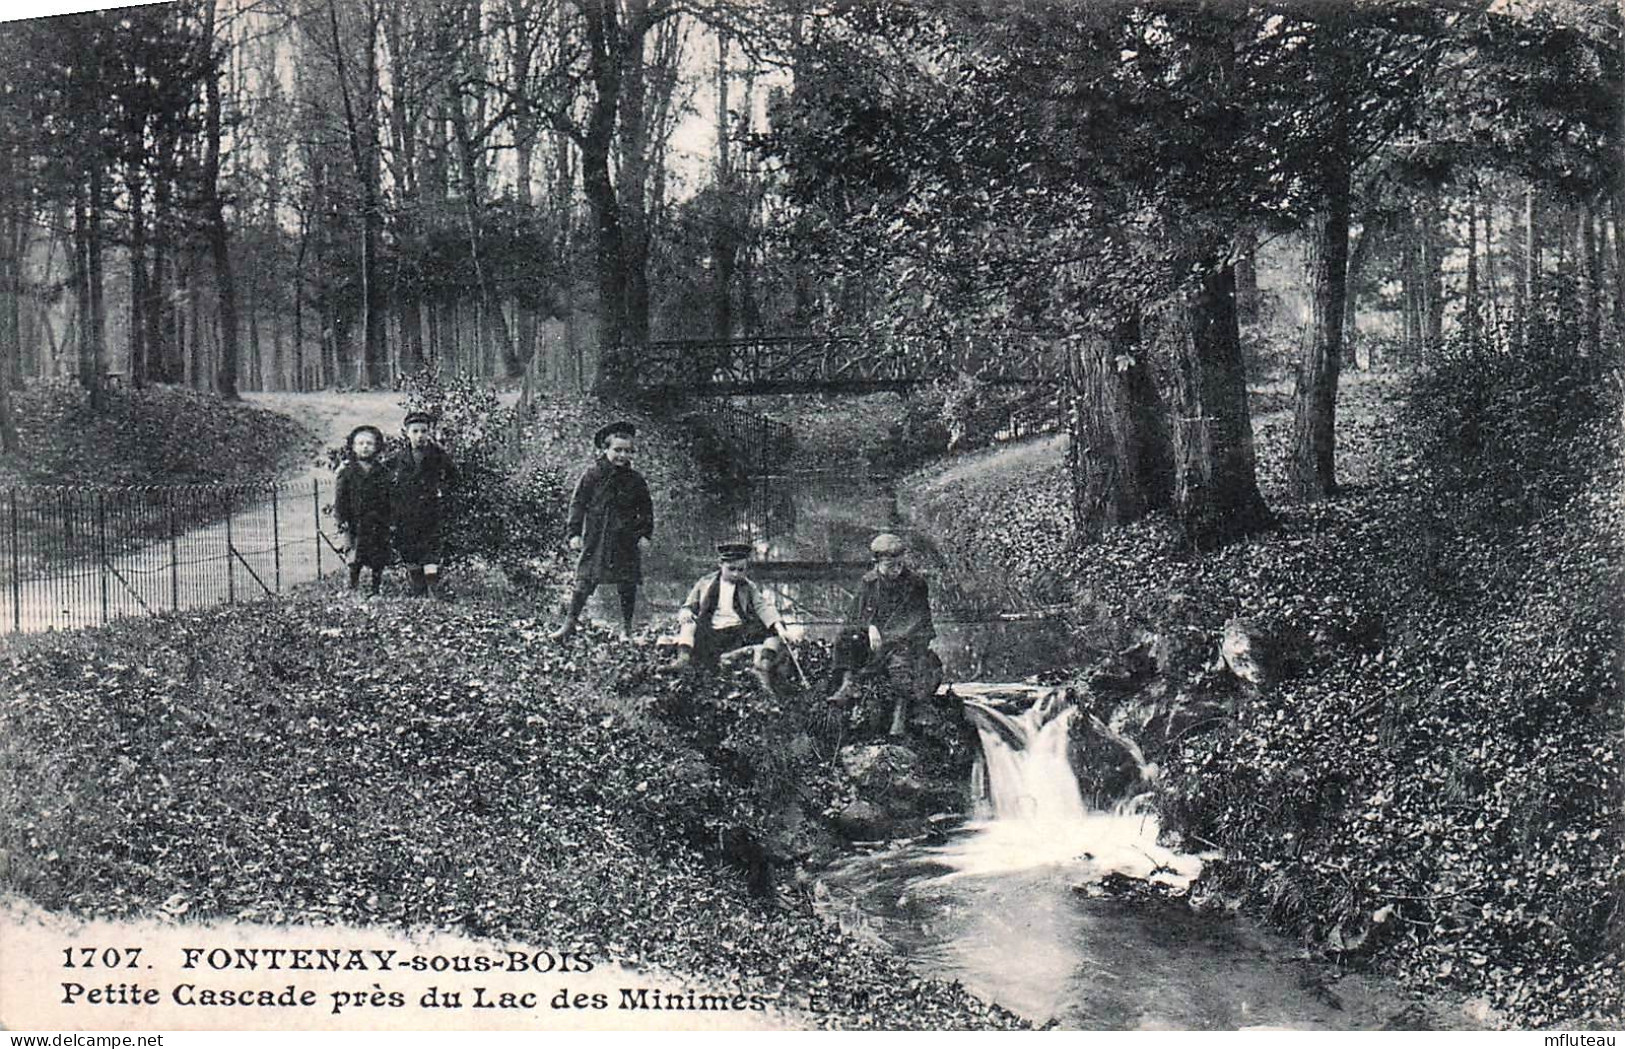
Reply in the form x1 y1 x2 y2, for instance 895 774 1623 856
333 459 394 569
392 442 457 565
567 458 653 586
852 566 936 645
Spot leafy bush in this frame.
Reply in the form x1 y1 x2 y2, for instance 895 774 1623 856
940 373 1028 451
330 369 569 577
870 386 952 471
1403 331 1616 530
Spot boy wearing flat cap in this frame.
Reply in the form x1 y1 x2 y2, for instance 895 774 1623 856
392 410 458 598
664 541 791 691
829 532 941 736
550 420 654 640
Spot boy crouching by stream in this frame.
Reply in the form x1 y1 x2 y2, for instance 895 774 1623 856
663 541 793 692
828 532 943 736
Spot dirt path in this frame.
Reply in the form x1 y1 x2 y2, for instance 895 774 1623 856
10 393 421 632
908 432 1069 498
245 390 411 486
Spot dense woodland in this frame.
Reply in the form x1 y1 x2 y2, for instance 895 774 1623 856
0 0 1620 550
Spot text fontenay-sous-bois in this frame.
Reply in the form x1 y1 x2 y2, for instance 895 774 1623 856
54 945 773 1016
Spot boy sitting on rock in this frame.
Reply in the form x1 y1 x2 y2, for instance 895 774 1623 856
828 532 943 736
664 541 792 691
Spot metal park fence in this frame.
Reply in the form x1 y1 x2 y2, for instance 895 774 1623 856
697 402 796 475
1 480 344 634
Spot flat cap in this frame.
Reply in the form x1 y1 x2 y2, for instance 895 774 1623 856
870 532 907 556
402 410 436 427
716 541 753 562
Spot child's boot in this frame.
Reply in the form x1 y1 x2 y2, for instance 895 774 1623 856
550 589 589 641
616 584 637 641
889 694 910 737
369 568 382 596
663 645 693 673
828 672 857 706
347 564 362 590
407 567 428 597
751 648 777 693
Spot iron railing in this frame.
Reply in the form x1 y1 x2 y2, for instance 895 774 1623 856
1 480 345 634
697 402 796 475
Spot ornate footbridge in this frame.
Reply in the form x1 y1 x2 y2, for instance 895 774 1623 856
629 335 1051 395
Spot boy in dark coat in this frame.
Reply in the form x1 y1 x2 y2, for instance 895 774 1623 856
392 410 458 598
550 420 654 641
663 541 792 691
334 424 392 594
828 532 942 736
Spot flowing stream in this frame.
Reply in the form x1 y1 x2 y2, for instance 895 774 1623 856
627 462 1464 1030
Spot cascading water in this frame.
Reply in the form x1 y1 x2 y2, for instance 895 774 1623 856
935 686 1203 887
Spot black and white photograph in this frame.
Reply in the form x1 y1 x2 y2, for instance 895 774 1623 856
0 0 1620 1036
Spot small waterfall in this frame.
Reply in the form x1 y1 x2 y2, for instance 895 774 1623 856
948 686 1204 887
966 690 1088 825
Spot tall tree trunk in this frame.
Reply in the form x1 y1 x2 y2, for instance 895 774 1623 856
1234 228 1260 326
1582 197 1601 355
328 0 386 387
1420 196 1443 348
204 0 240 401
1165 260 1272 550
1343 220 1375 367
1289 128 1351 502
712 31 735 341
1400 219 1420 355
1611 190 1625 340
76 171 108 409
616 3 655 350
1464 187 1481 346
1523 180 1541 347
127 163 149 388
1068 314 1171 542
581 0 631 394
149 148 174 383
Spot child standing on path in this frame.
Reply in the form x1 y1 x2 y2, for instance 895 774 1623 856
334 424 392 595
550 421 653 641
392 410 458 599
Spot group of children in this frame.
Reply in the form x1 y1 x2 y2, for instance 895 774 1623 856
333 411 459 598
547 420 942 736
334 412 942 734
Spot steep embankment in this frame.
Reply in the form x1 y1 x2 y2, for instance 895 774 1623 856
893 370 1624 1026
0 381 314 487
0 587 1024 1030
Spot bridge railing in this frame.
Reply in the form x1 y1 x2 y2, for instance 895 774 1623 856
631 335 1048 393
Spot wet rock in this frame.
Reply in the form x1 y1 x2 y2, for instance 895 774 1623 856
839 743 919 787
831 799 893 840
1221 617 1276 687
